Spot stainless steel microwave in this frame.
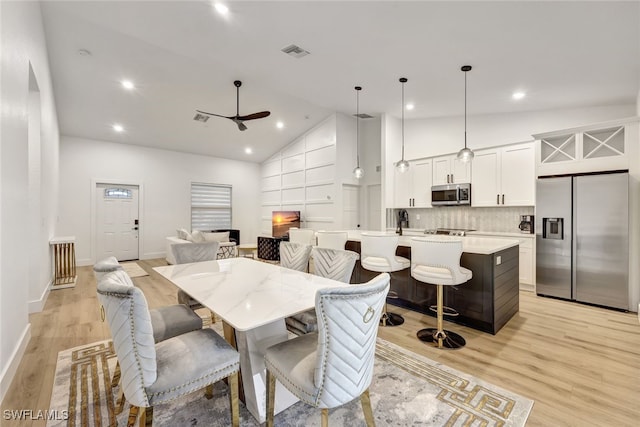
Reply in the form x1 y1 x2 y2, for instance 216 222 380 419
431 183 471 206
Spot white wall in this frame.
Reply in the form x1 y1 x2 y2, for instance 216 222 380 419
0 1 60 402
402 104 636 160
59 137 261 265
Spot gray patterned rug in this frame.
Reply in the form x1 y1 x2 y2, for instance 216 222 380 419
48 336 533 426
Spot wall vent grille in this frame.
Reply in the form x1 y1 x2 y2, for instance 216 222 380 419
281 44 310 58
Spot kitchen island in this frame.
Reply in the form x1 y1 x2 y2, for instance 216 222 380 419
345 231 520 334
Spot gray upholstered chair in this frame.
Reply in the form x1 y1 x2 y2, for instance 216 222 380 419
93 257 203 400
97 270 240 427
279 241 313 272
285 247 359 336
265 273 390 427
410 237 472 349
171 242 219 319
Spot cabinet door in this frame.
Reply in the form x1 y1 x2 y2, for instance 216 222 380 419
519 246 533 285
471 149 500 206
451 157 471 183
394 167 411 208
411 160 432 207
501 143 535 206
432 156 452 185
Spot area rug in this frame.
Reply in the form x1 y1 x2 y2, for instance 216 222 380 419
47 336 533 426
119 262 149 278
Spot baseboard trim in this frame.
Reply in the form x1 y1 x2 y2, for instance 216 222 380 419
141 252 164 260
0 323 31 404
28 279 52 313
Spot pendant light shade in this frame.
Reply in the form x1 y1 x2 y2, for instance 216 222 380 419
395 77 410 173
353 86 364 179
456 65 474 163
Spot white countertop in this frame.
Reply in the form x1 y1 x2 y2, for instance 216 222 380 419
347 230 519 255
154 257 350 331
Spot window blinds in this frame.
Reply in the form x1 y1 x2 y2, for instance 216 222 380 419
191 183 232 230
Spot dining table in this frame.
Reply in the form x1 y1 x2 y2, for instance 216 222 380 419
153 257 350 423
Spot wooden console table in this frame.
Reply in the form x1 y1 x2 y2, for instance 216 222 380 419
49 236 77 289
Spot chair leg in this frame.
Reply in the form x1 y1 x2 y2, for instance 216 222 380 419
210 310 216 324
436 285 444 348
321 408 329 427
266 369 276 427
360 389 376 427
127 406 139 427
112 361 121 388
228 372 240 427
115 387 126 415
139 407 153 427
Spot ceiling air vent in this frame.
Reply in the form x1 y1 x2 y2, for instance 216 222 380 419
354 113 375 119
281 44 310 58
193 113 210 123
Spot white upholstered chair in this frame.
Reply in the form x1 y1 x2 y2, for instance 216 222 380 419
410 237 472 349
171 242 219 319
288 228 316 246
265 273 390 427
316 231 348 250
97 270 240 427
360 232 410 327
285 247 359 336
279 241 313 272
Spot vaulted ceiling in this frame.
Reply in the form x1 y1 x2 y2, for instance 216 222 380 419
41 1 640 163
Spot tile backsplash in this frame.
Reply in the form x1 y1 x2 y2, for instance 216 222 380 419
388 206 535 233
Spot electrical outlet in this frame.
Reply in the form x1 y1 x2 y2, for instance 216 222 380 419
496 256 502 265
416 214 421 220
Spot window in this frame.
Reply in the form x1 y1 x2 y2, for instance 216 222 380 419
191 183 232 230
104 188 133 199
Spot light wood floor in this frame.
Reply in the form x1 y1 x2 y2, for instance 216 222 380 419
2 258 639 426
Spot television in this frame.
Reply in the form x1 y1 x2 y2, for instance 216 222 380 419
272 211 301 238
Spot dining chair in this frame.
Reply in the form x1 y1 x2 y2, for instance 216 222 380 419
285 247 359 336
360 232 409 327
288 228 316 245
170 242 219 321
265 272 390 427
410 237 472 349
97 270 240 427
315 231 348 250
279 241 313 272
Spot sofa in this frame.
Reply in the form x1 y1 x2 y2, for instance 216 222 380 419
166 229 237 264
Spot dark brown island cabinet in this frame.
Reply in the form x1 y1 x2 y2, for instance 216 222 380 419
346 239 520 335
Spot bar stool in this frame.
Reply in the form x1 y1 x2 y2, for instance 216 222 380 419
360 232 409 326
410 237 472 349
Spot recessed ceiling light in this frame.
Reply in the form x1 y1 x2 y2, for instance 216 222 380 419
406 103 415 111
512 91 526 100
214 3 229 15
276 121 284 129
121 80 135 90
112 124 124 132
245 147 253 154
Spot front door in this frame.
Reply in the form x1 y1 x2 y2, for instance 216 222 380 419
342 184 360 229
96 183 139 261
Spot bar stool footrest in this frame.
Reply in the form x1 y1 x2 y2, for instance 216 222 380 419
428 305 460 317
417 328 466 349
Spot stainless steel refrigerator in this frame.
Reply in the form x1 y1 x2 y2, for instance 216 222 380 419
536 172 629 310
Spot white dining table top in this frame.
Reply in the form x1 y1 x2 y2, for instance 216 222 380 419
154 257 350 331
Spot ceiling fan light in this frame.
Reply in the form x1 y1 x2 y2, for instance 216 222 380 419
457 147 474 162
353 166 364 179
395 159 410 173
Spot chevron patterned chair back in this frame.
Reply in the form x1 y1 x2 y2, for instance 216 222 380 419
279 241 312 272
265 273 390 426
171 242 219 317
284 248 359 336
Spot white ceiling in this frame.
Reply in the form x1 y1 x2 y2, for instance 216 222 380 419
41 1 640 163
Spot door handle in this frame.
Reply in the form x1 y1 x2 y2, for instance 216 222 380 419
133 226 139 230
451 174 454 183
496 194 500 205
502 194 505 205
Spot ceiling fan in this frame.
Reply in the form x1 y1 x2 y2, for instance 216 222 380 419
197 80 271 131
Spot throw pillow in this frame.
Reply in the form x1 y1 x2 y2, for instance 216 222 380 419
176 228 188 240
190 230 206 243
202 231 230 243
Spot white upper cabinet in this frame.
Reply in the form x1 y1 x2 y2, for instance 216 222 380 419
471 142 535 207
393 158 433 208
433 154 471 185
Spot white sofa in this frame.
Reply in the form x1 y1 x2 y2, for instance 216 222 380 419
165 230 236 264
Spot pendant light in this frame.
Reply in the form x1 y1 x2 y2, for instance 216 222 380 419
395 77 410 173
353 86 364 179
456 65 474 162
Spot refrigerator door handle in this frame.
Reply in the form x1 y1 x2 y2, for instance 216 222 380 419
571 177 577 300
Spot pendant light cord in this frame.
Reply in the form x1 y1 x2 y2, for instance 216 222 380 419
356 87 360 167
464 70 467 150
401 79 405 161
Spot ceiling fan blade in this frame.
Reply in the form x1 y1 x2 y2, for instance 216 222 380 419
237 122 247 131
237 111 271 121
196 110 233 119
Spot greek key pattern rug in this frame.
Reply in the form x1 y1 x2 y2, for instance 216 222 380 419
48 337 532 426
